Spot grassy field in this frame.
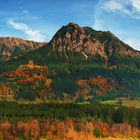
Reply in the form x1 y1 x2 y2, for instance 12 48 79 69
101 99 140 108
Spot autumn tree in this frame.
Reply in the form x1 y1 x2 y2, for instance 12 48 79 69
76 76 114 100
1 62 53 100
0 82 12 95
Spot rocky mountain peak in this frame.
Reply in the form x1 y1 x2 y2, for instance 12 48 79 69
51 23 140 62
51 23 107 59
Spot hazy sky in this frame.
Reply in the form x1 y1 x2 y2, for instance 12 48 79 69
0 0 140 50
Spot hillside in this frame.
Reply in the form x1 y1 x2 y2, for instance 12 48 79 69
0 60 51 100
0 37 46 61
0 23 140 101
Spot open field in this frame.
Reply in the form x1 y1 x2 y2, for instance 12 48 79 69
101 99 140 108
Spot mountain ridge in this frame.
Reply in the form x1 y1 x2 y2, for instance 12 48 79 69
51 22 140 58
48 22 140 68
0 37 46 61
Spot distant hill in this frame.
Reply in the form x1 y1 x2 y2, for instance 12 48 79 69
0 37 46 61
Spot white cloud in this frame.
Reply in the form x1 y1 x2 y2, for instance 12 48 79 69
22 10 29 14
131 0 140 12
7 19 46 42
99 0 140 19
101 0 130 14
125 39 140 50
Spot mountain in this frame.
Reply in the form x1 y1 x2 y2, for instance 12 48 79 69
51 22 140 67
0 23 140 101
0 37 46 61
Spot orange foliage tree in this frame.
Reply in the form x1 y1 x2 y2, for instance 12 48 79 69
76 76 114 98
90 76 113 95
0 119 140 139
0 62 52 100
0 82 12 94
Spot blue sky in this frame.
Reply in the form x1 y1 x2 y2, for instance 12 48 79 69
0 0 140 50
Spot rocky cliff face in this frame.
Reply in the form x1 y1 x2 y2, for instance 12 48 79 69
0 37 46 61
51 23 107 59
51 23 140 62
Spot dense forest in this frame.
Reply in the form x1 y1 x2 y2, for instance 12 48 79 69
0 102 140 139
0 57 140 101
